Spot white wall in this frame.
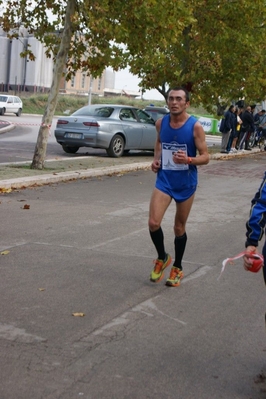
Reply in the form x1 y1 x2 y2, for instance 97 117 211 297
105 68 115 89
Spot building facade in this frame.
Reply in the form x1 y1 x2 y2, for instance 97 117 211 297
0 28 116 96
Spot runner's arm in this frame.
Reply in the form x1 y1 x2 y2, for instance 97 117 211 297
245 172 266 248
151 119 162 173
190 121 209 166
244 173 266 269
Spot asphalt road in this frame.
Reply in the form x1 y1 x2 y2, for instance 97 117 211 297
0 153 266 399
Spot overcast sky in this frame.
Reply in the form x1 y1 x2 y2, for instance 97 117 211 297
114 68 165 101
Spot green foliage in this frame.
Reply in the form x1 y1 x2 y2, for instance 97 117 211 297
1 0 265 113
129 0 266 111
20 94 209 116
0 0 236 171
21 94 165 114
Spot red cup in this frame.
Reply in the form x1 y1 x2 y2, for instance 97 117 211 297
246 254 263 273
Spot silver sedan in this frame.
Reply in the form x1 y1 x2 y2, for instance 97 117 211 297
54 104 157 157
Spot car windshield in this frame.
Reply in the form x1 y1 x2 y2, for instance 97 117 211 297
144 108 169 121
135 109 155 124
72 106 114 118
0 96 8 101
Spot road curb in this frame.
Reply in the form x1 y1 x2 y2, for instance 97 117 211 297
0 122 15 134
1 150 264 190
0 149 264 190
0 162 151 190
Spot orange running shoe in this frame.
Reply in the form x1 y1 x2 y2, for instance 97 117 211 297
150 254 172 282
165 266 184 287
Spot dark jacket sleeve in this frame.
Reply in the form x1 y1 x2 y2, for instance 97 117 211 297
246 113 255 131
231 113 237 131
245 171 266 247
224 111 232 131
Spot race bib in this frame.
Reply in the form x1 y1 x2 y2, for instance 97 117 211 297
161 143 189 171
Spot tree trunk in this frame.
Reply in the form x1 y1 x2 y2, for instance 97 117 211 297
31 0 75 170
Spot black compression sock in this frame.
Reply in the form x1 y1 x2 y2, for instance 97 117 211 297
149 227 166 260
173 233 187 270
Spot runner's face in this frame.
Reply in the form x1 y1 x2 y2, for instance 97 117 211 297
167 90 189 115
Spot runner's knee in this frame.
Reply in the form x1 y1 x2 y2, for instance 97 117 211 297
174 224 185 236
149 218 161 232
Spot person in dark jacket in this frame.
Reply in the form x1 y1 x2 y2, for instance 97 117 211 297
220 105 235 153
227 107 238 153
238 105 255 151
243 171 266 283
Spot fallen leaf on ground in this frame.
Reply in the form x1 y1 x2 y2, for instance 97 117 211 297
0 188 12 193
23 204 30 209
38 288 45 291
254 372 266 384
72 312 85 317
1 250 10 255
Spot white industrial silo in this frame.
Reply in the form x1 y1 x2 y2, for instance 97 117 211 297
40 45 54 90
0 36 10 90
9 37 28 88
24 36 44 90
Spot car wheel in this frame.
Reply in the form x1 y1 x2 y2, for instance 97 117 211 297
106 134 125 157
62 144 79 154
16 109 22 117
1 108 5 115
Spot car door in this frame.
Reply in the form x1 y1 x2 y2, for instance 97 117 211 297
14 97 21 112
134 109 157 149
6 96 14 113
119 108 143 148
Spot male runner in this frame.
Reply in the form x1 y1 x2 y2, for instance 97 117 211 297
149 87 209 287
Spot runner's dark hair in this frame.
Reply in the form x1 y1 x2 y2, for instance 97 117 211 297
167 87 190 102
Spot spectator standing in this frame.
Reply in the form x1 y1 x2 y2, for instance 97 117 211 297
252 109 265 146
244 105 256 150
238 105 254 151
254 109 263 126
258 110 266 133
227 107 239 153
235 107 244 149
258 110 266 150
231 108 243 151
220 105 235 153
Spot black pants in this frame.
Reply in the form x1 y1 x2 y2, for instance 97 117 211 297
237 130 247 149
245 132 251 149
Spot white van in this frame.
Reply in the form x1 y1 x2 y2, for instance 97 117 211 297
0 94 23 117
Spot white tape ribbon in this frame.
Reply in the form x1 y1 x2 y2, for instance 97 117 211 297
218 251 264 280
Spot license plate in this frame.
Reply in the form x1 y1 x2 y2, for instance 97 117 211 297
65 133 82 139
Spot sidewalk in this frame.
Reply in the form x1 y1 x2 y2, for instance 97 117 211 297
0 120 263 190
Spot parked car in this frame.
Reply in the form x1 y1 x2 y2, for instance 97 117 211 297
54 104 157 157
143 106 169 121
0 94 23 116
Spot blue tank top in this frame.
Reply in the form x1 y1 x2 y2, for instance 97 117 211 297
155 114 198 202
